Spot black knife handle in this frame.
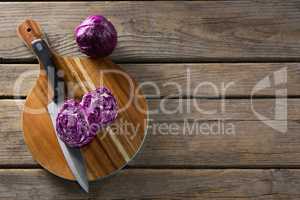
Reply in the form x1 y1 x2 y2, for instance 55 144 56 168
31 39 60 102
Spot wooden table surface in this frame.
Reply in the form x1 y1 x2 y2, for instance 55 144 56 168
2 1 300 199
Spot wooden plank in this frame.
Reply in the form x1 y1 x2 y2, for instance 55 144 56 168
2 63 300 97
0 169 300 199
2 1 300 62
1 99 300 167
134 120 300 167
150 98 300 121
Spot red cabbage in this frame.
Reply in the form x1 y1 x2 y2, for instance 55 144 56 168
56 87 118 148
80 87 118 127
56 99 95 148
75 15 117 57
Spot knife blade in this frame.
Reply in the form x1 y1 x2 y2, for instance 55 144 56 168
47 101 89 192
31 39 89 192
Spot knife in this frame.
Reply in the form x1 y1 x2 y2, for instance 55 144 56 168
31 39 89 192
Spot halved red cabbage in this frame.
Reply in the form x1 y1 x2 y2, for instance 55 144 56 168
56 87 118 148
56 99 95 148
80 87 118 128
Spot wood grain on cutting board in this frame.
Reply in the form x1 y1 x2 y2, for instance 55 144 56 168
18 20 148 180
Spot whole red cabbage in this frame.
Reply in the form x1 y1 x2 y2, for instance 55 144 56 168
56 87 118 148
75 15 117 57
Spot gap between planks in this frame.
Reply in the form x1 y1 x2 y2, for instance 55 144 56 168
5 165 300 170
6 58 300 65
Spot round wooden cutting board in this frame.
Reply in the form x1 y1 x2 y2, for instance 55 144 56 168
18 19 148 181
